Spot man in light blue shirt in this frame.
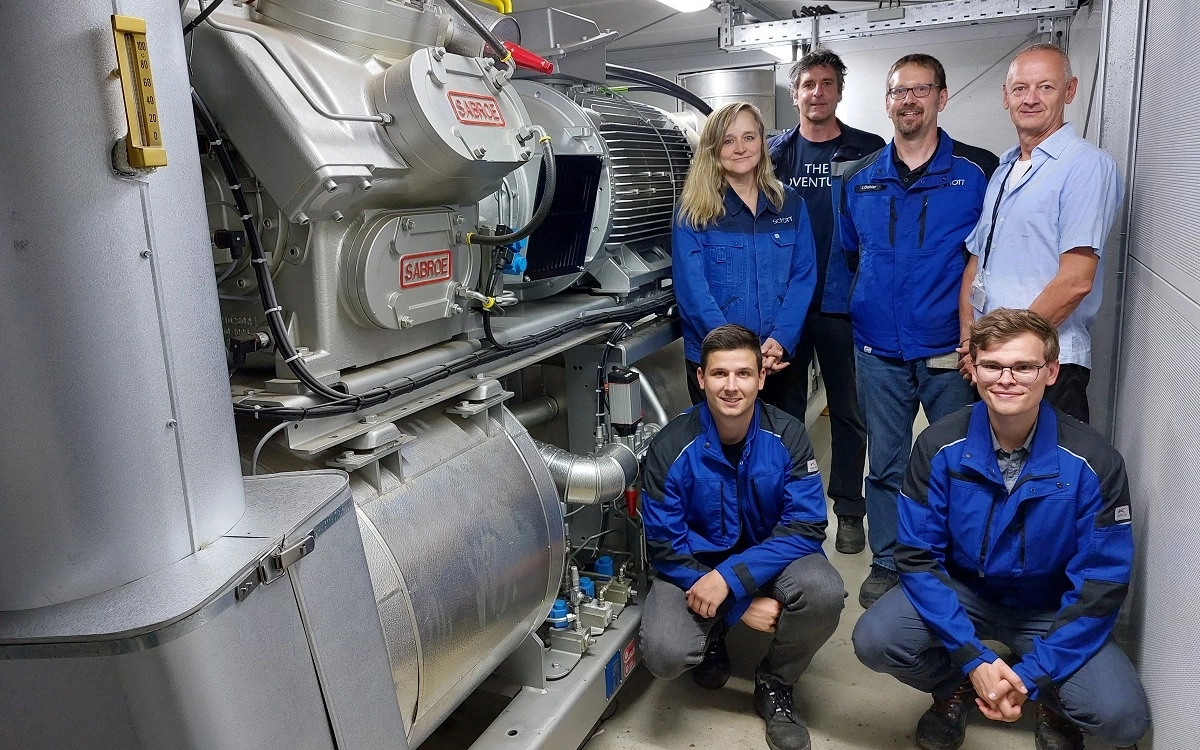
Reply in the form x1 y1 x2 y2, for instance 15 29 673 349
957 43 1123 423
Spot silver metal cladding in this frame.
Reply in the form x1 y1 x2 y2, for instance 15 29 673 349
0 0 245 611
374 47 536 207
246 405 565 745
253 0 451 60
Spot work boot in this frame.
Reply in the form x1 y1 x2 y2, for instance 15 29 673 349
691 625 730 690
1035 704 1084 750
857 564 900 608
753 672 811 750
915 681 975 750
835 514 866 554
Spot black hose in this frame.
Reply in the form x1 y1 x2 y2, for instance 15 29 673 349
440 0 511 68
193 89 379 408
183 0 225 36
605 63 713 115
238 291 674 420
469 136 557 246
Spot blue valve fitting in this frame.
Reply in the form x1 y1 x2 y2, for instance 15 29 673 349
594 555 614 577
500 239 528 276
550 598 569 629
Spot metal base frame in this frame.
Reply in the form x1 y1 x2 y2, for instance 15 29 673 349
468 601 643 750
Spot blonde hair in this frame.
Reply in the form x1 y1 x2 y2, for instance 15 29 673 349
677 102 785 229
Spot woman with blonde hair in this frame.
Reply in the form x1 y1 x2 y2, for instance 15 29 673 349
674 101 817 413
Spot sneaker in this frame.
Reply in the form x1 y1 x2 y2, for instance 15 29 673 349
753 673 811 750
835 514 866 554
857 564 900 608
915 682 975 750
1035 704 1084 750
691 626 731 690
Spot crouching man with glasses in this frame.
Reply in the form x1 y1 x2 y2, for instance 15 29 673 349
852 308 1149 750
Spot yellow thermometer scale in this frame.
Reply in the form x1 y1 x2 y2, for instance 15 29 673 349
111 15 168 168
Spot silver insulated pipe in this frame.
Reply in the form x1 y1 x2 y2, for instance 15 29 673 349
535 440 639 505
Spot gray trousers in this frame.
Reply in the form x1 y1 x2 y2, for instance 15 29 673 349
640 554 845 686
852 583 1150 747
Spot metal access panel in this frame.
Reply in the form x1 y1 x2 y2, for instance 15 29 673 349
1114 2 1200 747
0 472 406 750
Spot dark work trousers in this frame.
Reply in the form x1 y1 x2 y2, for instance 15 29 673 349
684 357 807 422
795 313 867 518
852 583 1150 748
640 554 845 686
1044 363 1090 423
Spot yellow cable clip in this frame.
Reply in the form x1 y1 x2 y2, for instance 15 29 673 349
500 50 514 65
539 135 552 144
465 232 475 245
482 297 497 310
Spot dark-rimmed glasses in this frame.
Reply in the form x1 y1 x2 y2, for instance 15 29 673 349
975 362 1049 384
886 84 938 100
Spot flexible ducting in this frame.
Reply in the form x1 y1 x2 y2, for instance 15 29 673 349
535 440 638 505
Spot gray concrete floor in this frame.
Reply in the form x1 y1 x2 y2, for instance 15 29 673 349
435 410 1122 750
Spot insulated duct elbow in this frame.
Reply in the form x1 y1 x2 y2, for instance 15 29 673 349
535 441 638 506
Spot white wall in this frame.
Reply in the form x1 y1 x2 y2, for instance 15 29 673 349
611 7 1105 161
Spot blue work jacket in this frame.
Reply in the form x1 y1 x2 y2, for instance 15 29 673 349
672 186 817 362
896 401 1135 699
839 130 997 360
768 120 887 313
641 401 828 624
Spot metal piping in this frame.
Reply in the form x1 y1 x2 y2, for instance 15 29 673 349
535 441 638 506
198 13 394 124
629 366 670 428
510 395 560 428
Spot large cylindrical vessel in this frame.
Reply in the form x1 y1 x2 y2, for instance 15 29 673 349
247 404 565 746
0 1 246 611
679 67 777 129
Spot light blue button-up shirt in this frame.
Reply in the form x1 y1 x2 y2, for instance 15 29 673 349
964 123 1123 367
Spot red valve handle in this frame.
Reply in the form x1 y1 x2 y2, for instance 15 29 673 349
502 41 554 75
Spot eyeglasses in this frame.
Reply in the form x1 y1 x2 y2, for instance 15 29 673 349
975 362 1049 384
886 84 937 100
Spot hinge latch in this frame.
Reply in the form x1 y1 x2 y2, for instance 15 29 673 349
235 534 316 602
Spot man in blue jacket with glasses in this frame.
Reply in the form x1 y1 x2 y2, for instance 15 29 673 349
839 54 998 607
640 324 845 750
853 308 1149 750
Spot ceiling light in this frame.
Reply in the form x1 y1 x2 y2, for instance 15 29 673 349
654 0 712 13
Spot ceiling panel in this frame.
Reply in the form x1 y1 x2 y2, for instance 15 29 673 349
503 1 940 50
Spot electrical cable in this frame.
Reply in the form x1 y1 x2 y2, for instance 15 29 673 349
468 134 557 246
605 63 713 115
183 0 225 35
235 291 674 420
249 419 296 476
193 89 385 411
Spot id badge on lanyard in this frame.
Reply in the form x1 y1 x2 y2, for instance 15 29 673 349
974 161 1017 313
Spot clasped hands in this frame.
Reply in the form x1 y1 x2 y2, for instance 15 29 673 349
761 338 789 373
686 570 780 632
969 657 1029 722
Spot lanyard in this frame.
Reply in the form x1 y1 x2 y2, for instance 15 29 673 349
979 160 1018 271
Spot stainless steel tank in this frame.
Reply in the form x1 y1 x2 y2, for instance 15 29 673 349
0 0 246 612
247 402 565 746
680 66 777 130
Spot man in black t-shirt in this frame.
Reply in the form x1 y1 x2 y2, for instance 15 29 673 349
769 49 886 557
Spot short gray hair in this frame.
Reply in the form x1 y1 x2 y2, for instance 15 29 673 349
1010 43 1073 81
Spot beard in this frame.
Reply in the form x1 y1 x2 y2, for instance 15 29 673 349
893 107 924 136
